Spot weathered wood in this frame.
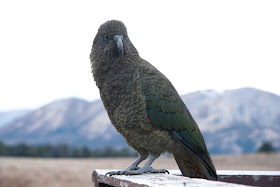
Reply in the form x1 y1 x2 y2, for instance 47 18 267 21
92 169 252 187
218 170 280 187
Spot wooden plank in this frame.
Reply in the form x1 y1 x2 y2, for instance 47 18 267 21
218 170 280 187
92 169 251 187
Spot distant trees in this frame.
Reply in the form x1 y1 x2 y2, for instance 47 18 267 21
258 141 276 153
0 141 6 155
1 141 278 157
0 141 137 158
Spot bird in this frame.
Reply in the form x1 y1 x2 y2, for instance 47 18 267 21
90 20 218 181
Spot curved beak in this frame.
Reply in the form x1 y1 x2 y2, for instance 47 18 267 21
114 35 124 61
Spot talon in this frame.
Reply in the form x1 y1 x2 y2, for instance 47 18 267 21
105 171 118 176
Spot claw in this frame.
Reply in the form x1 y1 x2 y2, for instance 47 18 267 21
105 171 120 176
105 172 113 176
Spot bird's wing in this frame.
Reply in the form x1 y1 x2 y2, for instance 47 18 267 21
139 63 217 180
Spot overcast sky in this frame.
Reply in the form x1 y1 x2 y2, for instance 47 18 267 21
0 0 279 111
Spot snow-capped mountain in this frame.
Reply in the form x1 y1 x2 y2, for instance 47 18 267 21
0 88 279 154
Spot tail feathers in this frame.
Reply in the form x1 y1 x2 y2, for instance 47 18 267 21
173 151 218 181
200 159 219 181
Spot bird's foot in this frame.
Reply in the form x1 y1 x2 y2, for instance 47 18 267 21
140 167 169 174
105 166 169 176
131 166 141 170
126 165 141 171
105 170 130 176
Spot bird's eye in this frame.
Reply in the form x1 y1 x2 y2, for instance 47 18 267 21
104 35 108 40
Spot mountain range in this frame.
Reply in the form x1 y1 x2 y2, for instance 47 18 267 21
0 87 279 154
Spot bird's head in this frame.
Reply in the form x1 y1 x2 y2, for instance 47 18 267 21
90 20 138 64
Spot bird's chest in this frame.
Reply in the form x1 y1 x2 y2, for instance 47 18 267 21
100 69 136 109
99 67 146 125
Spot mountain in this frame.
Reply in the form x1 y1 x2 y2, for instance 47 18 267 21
181 88 280 154
0 110 31 128
0 98 126 149
0 88 279 154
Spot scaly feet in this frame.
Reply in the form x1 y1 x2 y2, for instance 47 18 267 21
105 165 169 176
105 154 169 176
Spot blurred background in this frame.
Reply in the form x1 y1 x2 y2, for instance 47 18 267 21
0 0 279 187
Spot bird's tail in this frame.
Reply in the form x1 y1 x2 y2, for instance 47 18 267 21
173 149 218 181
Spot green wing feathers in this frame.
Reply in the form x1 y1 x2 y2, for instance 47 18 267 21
140 64 218 180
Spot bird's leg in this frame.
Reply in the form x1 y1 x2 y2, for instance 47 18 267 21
105 153 148 176
124 154 148 171
106 154 169 176
125 154 169 175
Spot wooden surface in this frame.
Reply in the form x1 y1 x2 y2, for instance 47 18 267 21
1 154 279 187
218 170 280 187
92 170 252 187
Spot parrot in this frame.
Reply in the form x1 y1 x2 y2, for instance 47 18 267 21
90 20 218 181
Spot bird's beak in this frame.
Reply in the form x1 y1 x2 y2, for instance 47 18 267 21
114 35 124 61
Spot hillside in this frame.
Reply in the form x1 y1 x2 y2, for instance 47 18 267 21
0 110 30 127
0 99 126 149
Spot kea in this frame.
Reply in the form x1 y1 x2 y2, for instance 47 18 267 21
90 20 218 181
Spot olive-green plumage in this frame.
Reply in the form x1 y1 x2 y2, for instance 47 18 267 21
90 20 218 180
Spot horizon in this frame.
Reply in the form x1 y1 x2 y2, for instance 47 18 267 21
1 84 279 155
0 86 278 112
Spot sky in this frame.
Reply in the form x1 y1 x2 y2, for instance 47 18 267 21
0 0 279 111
